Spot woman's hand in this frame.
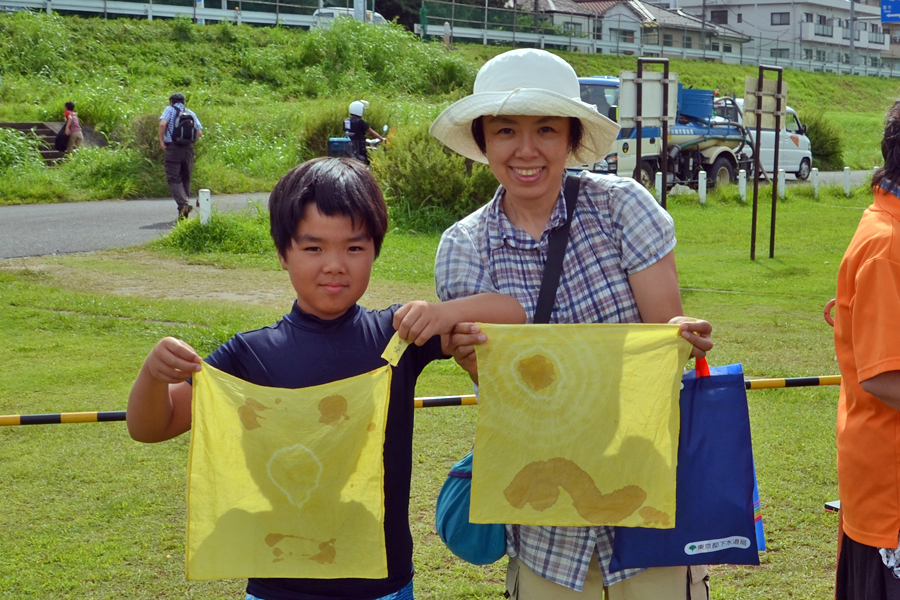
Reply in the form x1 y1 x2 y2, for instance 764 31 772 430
669 316 713 359
444 322 487 384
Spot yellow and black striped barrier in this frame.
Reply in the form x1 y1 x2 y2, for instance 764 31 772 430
0 376 843 427
0 410 127 427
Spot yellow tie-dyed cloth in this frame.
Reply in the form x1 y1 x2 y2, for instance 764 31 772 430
186 335 409 580
472 323 692 528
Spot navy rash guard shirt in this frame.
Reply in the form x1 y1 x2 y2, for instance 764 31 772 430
203 302 445 600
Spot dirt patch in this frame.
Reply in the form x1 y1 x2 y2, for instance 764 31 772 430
0 248 437 311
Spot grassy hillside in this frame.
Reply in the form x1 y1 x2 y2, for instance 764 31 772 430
0 11 897 209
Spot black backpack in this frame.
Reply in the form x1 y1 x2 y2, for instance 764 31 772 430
172 108 197 146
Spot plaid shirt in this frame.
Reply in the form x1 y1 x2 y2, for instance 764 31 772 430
159 103 202 144
434 171 675 591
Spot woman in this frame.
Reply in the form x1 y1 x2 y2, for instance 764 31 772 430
64 101 83 153
430 49 713 600
833 99 900 600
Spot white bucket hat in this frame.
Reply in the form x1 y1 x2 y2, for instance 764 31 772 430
429 49 620 167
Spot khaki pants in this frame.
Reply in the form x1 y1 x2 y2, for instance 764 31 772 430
506 555 709 600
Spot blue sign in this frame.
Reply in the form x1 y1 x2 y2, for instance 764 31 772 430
883 0 900 23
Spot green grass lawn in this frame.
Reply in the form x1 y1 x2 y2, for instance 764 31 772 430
0 183 871 598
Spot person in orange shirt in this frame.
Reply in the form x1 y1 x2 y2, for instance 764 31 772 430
834 99 900 599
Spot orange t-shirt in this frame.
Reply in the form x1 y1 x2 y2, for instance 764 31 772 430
835 184 900 549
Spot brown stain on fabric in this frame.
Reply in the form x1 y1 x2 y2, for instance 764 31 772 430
639 506 671 527
516 355 557 391
504 457 646 524
318 395 349 425
238 398 269 430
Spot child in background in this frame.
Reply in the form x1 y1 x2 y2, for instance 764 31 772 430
127 157 525 600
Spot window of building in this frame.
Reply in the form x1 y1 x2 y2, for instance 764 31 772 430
707 41 720 51
611 28 635 43
563 22 582 36
817 14 827 25
770 48 789 58
804 47 813 59
663 33 673 46
683 35 693 48
804 12 813 22
872 56 881 67
816 49 826 61
771 12 790 25
723 42 732 52
737 13 742 23
710 10 727 24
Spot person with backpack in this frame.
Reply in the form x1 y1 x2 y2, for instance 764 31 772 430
159 92 203 220
344 100 384 164
63 101 83 154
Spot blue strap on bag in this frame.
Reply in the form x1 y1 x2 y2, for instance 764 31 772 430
434 175 582 564
435 452 507 565
609 360 763 570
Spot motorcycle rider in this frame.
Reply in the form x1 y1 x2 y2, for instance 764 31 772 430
344 100 385 164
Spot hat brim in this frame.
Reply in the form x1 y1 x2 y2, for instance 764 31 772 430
430 88 621 167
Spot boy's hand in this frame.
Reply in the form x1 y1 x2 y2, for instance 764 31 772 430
145 337 202 383
393 301 456 346
669 317 713 359
445 323 487 384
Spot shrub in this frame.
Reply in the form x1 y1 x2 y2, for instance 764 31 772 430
0 128 45 169
130 113 165 163
154 206 273 255
803 112 844 171
371 122 495 231
61 145 166 199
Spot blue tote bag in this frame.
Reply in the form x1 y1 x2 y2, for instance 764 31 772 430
609 361 762 570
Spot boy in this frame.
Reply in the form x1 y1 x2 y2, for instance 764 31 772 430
127 157 525 600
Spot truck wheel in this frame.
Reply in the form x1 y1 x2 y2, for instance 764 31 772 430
709 157 735 187
796 158 811 181
639 161 655 189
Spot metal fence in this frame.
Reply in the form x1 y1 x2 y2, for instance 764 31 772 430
8 0 900 77
422 0 900 78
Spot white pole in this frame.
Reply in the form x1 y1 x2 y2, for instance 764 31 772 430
199 189 211 225
654 171 663 203
698 171 707 204
739 169 747 203
812 167 819 199
844 166 851 197
777 169 785 199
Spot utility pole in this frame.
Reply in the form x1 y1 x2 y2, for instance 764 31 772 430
534 0 540 34
849 0 856 72
701 0 706 58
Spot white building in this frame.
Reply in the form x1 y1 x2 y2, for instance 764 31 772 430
650 0 892 71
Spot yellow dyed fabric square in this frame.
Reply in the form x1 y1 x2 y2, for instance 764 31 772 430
472 323 692 528
186 340 405 580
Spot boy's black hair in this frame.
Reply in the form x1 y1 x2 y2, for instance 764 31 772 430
874 100 900 191
269 157 388 258
470 116 584 157
65 101 75 111
169 92 186 105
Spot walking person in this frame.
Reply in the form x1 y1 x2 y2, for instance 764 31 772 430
159 92 203 220
834 99 900 600
63 101 83 154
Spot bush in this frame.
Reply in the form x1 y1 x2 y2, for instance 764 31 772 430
154 206 273 255
0 127 45 169
804 112 844 171
371 122 495 232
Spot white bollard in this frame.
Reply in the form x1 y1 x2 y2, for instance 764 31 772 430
812 167 819 199
844 166 851 197
654 171 663 203
698 170 707 205
739 169 747 203
199 188 211 225
777 169 785 200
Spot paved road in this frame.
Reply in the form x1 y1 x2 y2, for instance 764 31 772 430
0 192 270 259
0 171 873 260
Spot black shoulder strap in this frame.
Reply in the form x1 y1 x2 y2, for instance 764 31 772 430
533 173 580 324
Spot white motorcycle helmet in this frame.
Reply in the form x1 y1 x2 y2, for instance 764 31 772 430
349 100 367 117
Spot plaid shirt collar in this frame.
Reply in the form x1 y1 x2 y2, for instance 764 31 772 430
487 176 569 251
